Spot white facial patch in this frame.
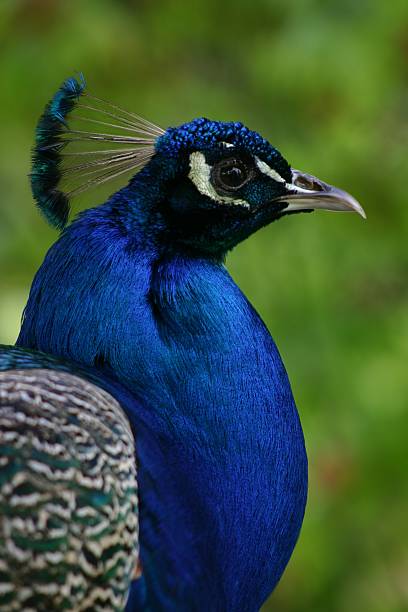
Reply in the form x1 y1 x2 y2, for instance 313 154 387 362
255 157 285 183
188 152 250 208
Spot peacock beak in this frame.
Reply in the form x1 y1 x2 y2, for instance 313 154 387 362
276 169 366 219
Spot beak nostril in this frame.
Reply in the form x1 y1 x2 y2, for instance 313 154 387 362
293 175 310 189
293 174 324 192
310 179 324 191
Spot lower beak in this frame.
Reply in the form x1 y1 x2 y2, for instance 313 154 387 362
276 169 366 219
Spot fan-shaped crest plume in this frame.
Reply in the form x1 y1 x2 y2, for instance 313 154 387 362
30 75 164 229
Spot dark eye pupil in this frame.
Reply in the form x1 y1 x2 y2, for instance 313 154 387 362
212 158 250 193
220 165 245 188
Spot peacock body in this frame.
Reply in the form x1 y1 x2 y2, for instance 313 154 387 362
0 77 364 611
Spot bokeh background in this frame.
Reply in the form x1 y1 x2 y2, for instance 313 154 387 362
1 1 407 610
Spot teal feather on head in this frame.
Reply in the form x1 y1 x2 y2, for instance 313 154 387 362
30 76 86 229
30 74 163 231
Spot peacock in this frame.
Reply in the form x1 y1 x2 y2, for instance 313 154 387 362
0 76 365 611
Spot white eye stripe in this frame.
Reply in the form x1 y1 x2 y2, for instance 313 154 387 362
255 157 285 183
188 152 250 209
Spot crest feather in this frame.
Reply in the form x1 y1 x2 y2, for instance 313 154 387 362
30 75 164 229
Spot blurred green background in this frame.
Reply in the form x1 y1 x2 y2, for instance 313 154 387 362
1 0 407 610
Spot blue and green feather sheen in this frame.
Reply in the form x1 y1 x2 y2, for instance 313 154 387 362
30 76 85 229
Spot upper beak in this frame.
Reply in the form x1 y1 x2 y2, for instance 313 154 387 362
276 169 366 219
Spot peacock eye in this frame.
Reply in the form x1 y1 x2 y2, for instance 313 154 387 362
211 158 252 194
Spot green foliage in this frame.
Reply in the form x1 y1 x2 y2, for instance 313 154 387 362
0 1 407 610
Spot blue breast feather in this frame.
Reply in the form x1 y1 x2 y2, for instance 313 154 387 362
15 190 308 610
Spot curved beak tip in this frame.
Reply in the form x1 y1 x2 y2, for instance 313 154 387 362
340 193 367 219
354 202 367 220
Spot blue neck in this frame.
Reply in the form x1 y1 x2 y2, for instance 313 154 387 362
17 190 307 611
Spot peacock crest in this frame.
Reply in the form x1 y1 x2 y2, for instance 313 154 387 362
30 75 164 229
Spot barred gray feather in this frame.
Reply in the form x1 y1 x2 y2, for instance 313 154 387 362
0 369 139 611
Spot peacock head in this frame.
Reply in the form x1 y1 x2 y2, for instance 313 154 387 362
149 117 365 253
31 76 365 256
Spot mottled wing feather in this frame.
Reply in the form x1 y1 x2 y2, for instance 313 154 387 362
0 369 138 611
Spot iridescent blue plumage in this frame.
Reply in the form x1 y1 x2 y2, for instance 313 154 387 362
1 76 364 610
18 123 308 610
